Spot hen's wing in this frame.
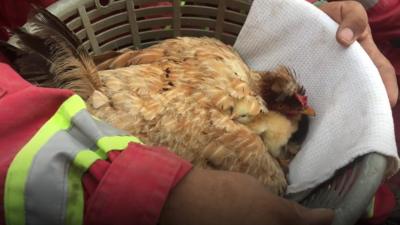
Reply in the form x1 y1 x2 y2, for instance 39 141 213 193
96 38 267 114
96 37 254 80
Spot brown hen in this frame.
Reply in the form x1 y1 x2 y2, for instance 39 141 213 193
0 8 315 194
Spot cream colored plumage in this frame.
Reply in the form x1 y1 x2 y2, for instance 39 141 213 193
1 9 315 194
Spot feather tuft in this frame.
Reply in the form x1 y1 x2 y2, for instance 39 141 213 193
0 6 101 99
30 5 81 48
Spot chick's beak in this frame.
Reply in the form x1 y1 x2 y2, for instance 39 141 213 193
302 106 316 116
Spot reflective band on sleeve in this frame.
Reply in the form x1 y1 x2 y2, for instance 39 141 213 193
366 197 376 219
24 132 87 225
71 110 130 142
97 136 142 154
66 151 101 225
5 95 85 225
4 95 142 225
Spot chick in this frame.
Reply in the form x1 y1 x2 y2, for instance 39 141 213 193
247 111 298 158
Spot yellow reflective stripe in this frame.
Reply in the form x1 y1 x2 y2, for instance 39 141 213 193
97 136 142 154
73 150 102 170
66 150 101 225
4 95 85 225
366 197 376 218
58 95 87 121
66 137 142 225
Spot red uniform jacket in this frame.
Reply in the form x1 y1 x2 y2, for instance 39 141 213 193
0 63 192 225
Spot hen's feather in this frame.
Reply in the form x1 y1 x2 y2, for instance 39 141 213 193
7 7 101 99
0 40 51 84
30 6 81 48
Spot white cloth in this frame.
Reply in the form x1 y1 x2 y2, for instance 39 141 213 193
234 0 400 194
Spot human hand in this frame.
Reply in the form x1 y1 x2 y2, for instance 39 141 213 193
160 168 334 225
319 1 398 107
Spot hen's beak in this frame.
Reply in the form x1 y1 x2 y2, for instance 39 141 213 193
302 106 316 116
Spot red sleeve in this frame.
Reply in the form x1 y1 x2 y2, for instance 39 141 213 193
0 0 55 41
0 63 192 225
366 0 400 76
367 0 400 41
83 145 192 225
0 63 73 225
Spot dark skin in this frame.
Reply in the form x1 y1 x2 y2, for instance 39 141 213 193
160 169 334 225
160 1 396 225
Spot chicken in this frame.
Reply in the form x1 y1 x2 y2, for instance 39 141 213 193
0 8 315 194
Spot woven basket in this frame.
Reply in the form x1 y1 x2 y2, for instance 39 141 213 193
46 1 388 224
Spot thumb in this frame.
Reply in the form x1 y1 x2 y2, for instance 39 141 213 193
319 1 368 46
337 1 368 46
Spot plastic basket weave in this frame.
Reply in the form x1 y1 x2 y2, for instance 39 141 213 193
48 0 252 54
46 1 388 224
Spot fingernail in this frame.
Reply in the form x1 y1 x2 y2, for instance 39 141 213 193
339 28 354 43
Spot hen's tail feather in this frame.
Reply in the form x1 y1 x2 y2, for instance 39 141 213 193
0 40 54 85
0 40 25 61
31 5 81 48
13 28 54 63
0 7 100 99
32 7 101 94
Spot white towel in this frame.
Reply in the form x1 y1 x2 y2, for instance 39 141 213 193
233 0 400 194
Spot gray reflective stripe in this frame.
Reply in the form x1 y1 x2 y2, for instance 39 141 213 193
25 132 86 225
68 111 128 150
71 110 129 143
68 125 97 150
24 109 130 225
94 118 130 136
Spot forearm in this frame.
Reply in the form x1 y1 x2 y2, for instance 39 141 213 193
160 168 334 225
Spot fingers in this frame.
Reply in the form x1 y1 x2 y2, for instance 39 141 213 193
319 1 368 46
319 1 399 106
380 62 398 107
358 31 399 106
282 199 334 225
336 1 368 46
